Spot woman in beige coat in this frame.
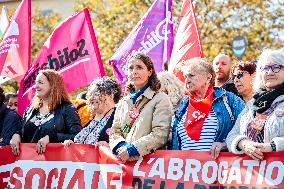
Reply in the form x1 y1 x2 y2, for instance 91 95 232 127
109 53 172 162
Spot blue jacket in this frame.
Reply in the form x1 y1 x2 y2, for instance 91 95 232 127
171 87 245 150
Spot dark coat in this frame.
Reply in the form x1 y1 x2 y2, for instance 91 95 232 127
19 101 82 143
97 108 115 143
222 79 239 97
0 104 22 146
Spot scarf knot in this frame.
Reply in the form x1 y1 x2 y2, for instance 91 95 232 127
252 83 284 116
184 85 214 141
130 84 149 104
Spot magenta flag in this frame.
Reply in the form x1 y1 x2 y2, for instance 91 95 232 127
0 0 31 82
169 0 204 82
18 9 105 115
109 0 174 85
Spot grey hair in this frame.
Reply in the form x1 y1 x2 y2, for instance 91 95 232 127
157 71 184 110
87 76 122 103
183 57 216 85
253 49 284 92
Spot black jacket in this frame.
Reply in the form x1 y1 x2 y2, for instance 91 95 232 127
98 109 115 143
19 101 82 143
0 104 22 146
222 79 239 97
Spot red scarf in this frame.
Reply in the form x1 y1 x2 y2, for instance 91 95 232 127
184 85 214 141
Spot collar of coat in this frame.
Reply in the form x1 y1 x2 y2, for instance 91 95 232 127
126 87 156 104
175 87 227 121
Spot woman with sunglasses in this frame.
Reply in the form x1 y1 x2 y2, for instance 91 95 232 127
226 49 284 160
232 61 256 103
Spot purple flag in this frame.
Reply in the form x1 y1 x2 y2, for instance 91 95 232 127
109 0 174 85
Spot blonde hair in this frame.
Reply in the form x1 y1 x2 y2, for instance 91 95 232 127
158 71 184 110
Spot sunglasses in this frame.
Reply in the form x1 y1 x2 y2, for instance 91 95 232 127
232 72 245 80
260 64 283 73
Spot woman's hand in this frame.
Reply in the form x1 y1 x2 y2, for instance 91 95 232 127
254 143 273 153
36 135 50 154
10 134 21 156
63 139 74 147
210 142 227 159
97 141 109 147
128 156 139 162
238 139 264 160
117 146 129 162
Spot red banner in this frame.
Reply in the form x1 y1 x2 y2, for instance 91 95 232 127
0 144 283 189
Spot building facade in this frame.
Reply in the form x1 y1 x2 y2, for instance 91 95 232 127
0 0 76 19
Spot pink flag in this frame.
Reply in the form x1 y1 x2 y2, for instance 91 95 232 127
169 0 203 82
0 0 31 82
18 9 105 115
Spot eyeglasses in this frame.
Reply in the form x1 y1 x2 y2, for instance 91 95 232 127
232 72 245 80
260 64 283 73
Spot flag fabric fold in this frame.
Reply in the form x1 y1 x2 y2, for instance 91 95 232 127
0 0 31 82
169 0 204 82
109 0 174 85
18 8 105 115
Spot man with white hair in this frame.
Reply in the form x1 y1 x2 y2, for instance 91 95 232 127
213 53 238 95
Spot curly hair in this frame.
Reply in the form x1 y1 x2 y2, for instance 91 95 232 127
125 53 161 92
0 87 5 105
87 76 122 104
32 69 70 111
158 71 184 110
233 61 256 75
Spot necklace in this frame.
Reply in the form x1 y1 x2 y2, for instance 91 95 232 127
34 112 50 127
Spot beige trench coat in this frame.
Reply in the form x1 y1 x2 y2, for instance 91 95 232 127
109 88 173 157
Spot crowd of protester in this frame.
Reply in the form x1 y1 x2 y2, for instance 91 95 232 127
0 48 284 162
